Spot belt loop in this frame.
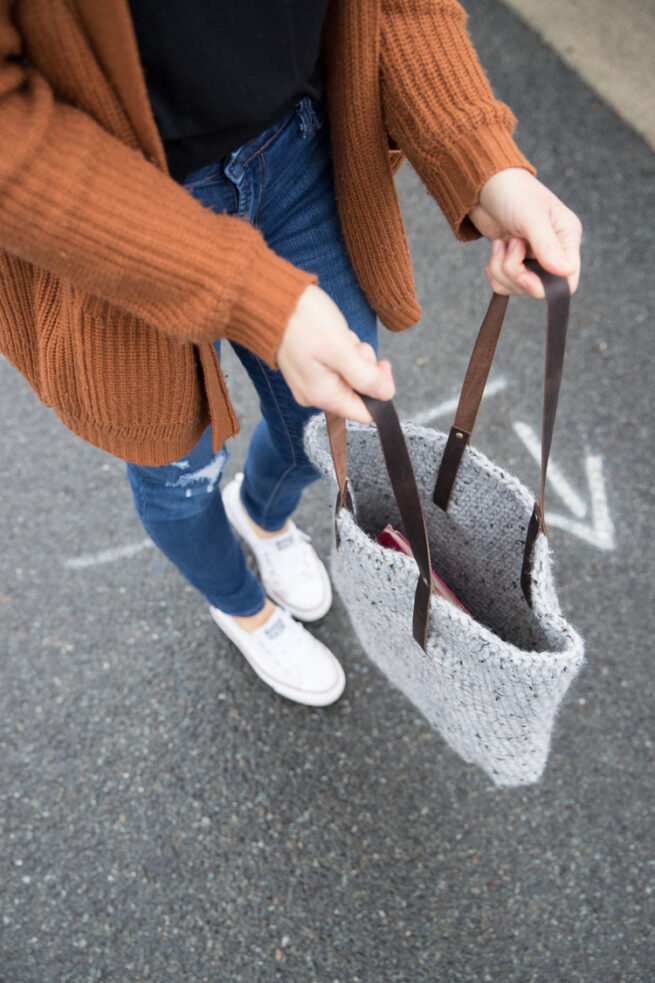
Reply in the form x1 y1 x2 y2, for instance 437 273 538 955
223 152 243 183
296 96 318 139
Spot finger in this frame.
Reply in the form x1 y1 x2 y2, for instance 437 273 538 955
356 341 378 364
521 213 576 280
488 237 546 298
502 237 545 298
566 267 581 295
331 385 375 424
554 214 582 294
371 358 395 399
520 220 582 297
357 345 396 400
350 334 389 381
323 338 394 402
310 368 375 424
486 239 529 296
561 245 581 295
287 362 374 424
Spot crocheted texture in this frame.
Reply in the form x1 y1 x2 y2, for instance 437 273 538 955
304 415 585 787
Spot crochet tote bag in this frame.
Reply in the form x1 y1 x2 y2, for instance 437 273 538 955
303 264 585 786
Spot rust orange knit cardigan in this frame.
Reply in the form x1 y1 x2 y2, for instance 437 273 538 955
0 0 534 464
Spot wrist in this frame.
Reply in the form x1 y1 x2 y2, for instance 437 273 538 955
478 167 539 211
227 241 317 368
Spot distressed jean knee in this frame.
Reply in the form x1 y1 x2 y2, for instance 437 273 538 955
126 445 230 522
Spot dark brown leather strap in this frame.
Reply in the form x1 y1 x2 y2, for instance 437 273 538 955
323 262 570 637
521 261 570 602
432 260 570 604
360 395 434 650
433 292 508 510
325 409 352 512
325 399 434 651
521 504 542 602
325 409 353 549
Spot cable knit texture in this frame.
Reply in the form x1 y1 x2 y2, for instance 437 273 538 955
0 0 533 464
304 415 584 786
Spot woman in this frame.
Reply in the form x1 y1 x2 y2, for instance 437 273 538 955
0 0 581 706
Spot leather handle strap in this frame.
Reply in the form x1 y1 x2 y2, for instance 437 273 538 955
325 399 434 651
325 409 352 510
521 262 571 600
432 291 509 510
323 261 570 642
325 408 354 549
432 260 570 603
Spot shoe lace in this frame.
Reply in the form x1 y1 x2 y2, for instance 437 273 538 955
258 611 308 672
259 524 319 584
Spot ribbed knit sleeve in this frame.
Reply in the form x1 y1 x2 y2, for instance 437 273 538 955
380 0 536 240
0 12 315 368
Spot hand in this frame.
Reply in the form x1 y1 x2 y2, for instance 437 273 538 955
468 168 582 298
277 284 394 424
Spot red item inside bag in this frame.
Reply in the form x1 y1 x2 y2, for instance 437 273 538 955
376 524 470 615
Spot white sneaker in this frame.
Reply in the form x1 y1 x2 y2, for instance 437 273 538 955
222 472 332 621
209 604 346 707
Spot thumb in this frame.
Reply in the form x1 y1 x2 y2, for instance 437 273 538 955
524 216 576 278
333 339 394 401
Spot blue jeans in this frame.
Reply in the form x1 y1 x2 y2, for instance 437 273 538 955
126 96 378 616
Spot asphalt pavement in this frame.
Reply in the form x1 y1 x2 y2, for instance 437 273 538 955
1 2 654 981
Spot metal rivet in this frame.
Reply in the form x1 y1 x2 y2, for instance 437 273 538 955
455 431 464 439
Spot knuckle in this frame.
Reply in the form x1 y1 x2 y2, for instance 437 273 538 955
305 382 328 408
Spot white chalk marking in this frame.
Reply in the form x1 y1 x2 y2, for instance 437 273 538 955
62 450 229 570
62 538 154 570
546 454 616 551
513 422 615 551
513 421 588 518
412 376 508 425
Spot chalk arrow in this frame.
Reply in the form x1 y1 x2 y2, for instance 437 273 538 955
513 421 616 552
62 538 154 569
412 376 507 425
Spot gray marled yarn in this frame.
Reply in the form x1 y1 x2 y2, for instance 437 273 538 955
303 414 585 787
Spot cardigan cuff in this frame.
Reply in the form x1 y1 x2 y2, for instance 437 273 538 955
427 123 537 241
225 239 318 367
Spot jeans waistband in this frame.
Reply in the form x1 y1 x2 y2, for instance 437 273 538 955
222 96 325 182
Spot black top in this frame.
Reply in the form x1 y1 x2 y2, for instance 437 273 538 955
128 0 330 182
